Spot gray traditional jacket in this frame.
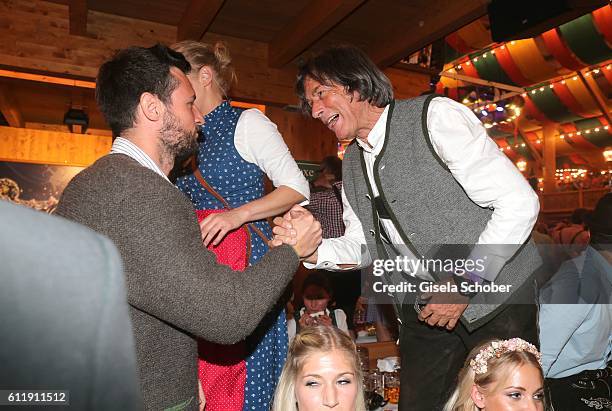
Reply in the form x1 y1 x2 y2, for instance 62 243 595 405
343 95 541 331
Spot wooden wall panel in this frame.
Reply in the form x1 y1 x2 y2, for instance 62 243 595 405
200 32 298 106
384 68 431 99
0 0 298 106
266 107 338 162
0 126 111 166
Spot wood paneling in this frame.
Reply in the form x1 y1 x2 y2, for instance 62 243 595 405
0 85 24 127
0 76 107 130
0 0 177 79
366 0 489 67
68 0 88 36
200 33 298 106
266 106 337 162
268 0 366 68
177 0 226 41
208 0 311 43
47 0 190 26
0 126 111 166
0 0 298 106
384 68 431 99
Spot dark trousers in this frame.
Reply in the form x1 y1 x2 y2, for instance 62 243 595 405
397 288 539 411
545 364 612 411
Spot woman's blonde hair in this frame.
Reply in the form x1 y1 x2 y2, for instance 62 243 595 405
272 326 366 411
443 339 544 411
172 40 237 96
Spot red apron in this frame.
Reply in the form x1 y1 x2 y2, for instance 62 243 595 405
196 209 248 411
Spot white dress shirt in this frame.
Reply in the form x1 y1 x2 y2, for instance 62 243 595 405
234 109 310 200
110 137 171 184
307 97 540 282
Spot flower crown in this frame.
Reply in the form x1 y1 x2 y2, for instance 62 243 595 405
469 338 541 375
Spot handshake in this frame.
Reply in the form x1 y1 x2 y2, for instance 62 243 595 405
269 205 321 262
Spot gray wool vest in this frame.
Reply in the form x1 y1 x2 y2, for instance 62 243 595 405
343 95 541 332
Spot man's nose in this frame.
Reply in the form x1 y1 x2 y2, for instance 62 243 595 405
311 99 324 120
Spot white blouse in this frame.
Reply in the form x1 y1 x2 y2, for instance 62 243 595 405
234 108 310 200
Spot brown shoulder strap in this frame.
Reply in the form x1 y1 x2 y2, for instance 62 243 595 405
192 165 269 242
193 167 230 209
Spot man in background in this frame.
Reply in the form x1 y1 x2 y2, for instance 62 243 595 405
540 193 611 411
306 155 361 328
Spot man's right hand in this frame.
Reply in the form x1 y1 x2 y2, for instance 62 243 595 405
270 205 321 260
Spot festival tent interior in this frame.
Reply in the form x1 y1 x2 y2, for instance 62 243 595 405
0 0 609 218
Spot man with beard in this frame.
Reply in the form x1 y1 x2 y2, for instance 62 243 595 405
55 44 321 411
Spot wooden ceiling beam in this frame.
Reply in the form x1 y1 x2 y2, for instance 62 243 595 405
369 0 489 68
577 71 612 125
0 85 24 128
0 69 96 89
177 0 226 41
69 0 88 37
268 0 366 68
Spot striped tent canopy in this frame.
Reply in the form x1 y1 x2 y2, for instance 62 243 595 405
436 5 612 166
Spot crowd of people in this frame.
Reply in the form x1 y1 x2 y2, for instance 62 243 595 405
554 172 611 192
1 40 610 411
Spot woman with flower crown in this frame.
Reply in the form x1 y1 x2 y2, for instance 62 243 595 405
444 338 545 411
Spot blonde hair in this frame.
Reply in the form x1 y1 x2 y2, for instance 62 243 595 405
272 326 366 411
172 40 237 96
443 339 544 411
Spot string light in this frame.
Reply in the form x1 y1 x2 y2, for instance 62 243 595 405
558 126 608 139
554 168 588 182
445 49 610 137
518 63 612 97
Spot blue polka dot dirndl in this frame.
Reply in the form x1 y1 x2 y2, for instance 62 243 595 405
176 102 288 411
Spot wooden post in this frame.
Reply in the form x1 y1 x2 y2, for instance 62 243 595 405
542 122 558 194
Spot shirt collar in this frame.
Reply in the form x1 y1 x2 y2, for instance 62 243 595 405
110 137 171 183
356 105 389 154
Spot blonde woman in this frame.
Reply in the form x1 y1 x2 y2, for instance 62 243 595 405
444 338 545 411
172 40 309 411
273 326 366 411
